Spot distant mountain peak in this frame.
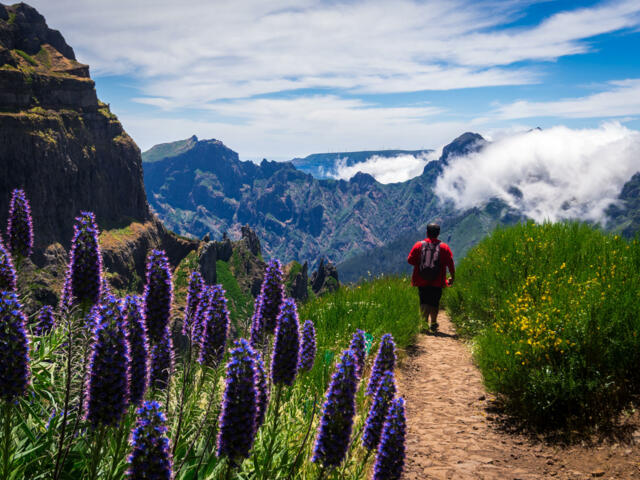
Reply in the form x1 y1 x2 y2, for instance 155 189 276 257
440 132 486 165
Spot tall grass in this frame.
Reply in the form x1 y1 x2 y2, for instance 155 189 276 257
5 275 421 479
446 221 640 427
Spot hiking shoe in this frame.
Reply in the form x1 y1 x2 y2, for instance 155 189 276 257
430 322 439 333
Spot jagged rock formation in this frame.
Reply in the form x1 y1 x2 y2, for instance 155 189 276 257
310 258 339 295
285 261 309 301
0 3 197 304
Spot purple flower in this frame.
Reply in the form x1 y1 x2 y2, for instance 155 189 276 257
127 400 172 480
312 349 358 468
183 271 204 336
298 319 317 372
123 296 149 407
0 291 30 402
349 329 366 377
61 212 103 308
366 334 396 396
6 188 34 258
271 298 300 386
372 397 406 480
191 286 212 347
249 294 265 349
198 284 230 368
252 349 269 430
85 295 130 427
362 370 396 451
0 240 17 292
259 259 285 333
150 328 174 390
142 250 173 344
34 305 55 336
217 339 259 461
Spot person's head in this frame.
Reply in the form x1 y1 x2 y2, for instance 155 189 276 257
426 223 440 239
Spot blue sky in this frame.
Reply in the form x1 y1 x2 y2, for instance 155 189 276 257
28 0 640 160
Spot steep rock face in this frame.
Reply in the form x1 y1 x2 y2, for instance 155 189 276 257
0 3 151 259
0 3 197 305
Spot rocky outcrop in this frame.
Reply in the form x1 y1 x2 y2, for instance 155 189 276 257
0 3 151 259
241 225 261 256
286 261 309 301
311 258 339 295
0 3 198 307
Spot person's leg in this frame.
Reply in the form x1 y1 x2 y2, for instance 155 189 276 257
420 304 429 331
428 306 439 332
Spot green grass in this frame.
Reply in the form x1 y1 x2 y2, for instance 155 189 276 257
5 271 421 479
216 259 254 331
14 49 38 66
446 221 640 427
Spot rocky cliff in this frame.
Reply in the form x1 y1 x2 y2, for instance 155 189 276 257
0 3 197 303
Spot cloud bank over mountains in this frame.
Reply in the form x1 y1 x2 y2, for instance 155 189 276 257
435 123 640 223
326 151 439 184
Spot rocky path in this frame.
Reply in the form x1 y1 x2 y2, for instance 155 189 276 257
397 313 640 480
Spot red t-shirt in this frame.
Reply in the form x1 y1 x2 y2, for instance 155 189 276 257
407 238 455 288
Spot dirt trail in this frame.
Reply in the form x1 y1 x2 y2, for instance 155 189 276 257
397 313 640 480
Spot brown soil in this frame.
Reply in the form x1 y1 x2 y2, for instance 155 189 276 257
397 313 640 480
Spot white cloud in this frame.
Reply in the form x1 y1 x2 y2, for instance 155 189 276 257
118 96 464 157
326 151 439 183
498 78 640 119
435 123 640 223
26 0 640 108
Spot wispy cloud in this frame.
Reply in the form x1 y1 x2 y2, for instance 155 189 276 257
435 123 640 223
28 0 640 108
497 78 640 119
120 96 463 157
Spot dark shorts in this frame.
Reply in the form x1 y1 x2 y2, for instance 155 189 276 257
418 286 443 309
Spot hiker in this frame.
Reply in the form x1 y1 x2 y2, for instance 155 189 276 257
407 223 455 333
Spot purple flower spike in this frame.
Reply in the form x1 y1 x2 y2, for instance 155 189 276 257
183 271 204 336
127 400 172 480
259 259 285 333
142 249 173 344
62 212 103 308
6 188 34 258
312 349 358 468
349 329 366 377
150 328 174 390
191 286 212 347
0 292 30 402
372 397 406 480
252 349 269 430
123 296 149 407
270 298 300 386
0 240 17 292
198 284 230 368
217 339 259 461
249 294 265 349
366 334 396 396
85 296 130 427
34 305 55 336
298 319 316 372
362 370 396 451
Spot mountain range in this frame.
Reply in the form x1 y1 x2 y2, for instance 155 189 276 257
141 132 532 282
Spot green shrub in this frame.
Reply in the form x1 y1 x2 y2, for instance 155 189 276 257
447 221 640 427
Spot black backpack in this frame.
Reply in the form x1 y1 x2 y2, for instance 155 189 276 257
418 241 441 281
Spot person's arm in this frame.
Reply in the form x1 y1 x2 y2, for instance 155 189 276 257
407 242 421 266
447 251 455 286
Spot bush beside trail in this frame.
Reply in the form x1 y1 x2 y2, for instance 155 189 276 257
446 221 640 427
